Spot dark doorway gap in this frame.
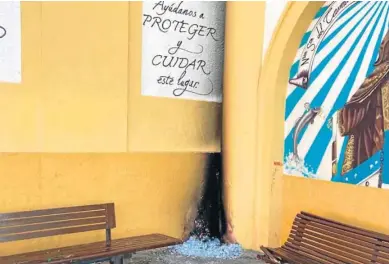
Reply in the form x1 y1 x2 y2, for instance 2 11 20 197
190 153 226 240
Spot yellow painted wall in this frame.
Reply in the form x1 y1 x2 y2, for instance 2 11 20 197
6 0 383 255
222 1 265 250
7 2 129 152
282 177 389 242
1 1 220 152
259 1 389 249
0 153 207 255
0 2 221 255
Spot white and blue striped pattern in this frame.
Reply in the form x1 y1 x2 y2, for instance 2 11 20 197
284 1 389 184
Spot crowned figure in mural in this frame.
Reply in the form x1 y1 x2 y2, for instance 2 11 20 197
337 29 389 176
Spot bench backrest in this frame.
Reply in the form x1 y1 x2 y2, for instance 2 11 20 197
0 203 116 246
286 211 389 264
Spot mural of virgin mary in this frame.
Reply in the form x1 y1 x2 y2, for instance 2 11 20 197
338 29 389 175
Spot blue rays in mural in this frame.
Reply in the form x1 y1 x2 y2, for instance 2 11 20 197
283 1 389 187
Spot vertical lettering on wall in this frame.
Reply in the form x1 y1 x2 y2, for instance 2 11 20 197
0 1 21 83
141 1 225 103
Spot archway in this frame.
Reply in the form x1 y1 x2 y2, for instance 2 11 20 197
256 1 389 249
254 1 324 248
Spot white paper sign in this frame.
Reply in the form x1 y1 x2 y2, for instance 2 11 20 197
141 1 225 102
0 1 21 83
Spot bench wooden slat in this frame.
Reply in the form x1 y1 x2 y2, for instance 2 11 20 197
7 237 174 263
293 216 389 254
0 210 107 228
291 220 387 253
285 241 362 264
293 217 381 245
292 218 386 264
0 234 182 264
261 211 389 264
0 234 172 262
381 256 389 264
290 228 380 257
290 222 374 261
272 247 324 264
302 212 389 242
300 212 389 243
287 236 372 264
0 204 181 263
282 246 336 264
0 223 107 242
290 229 389 264
281 245 340 264
0 217 107 236
294 217 389 261
0 204 106 220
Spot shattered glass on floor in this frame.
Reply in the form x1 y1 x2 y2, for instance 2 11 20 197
171 236 242 259
93 237 263 263
125 246 263 264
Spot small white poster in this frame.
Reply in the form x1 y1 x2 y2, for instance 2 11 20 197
0 1 21 84
141 1 225 103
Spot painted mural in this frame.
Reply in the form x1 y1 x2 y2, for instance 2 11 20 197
284 1 389 188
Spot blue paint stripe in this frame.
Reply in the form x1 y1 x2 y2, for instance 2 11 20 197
314 6 329 19
383 130 389 185
318 2 370 53
366 17 388 76
299 32 312 48
283 3 381 155
289 61 299 79
284 3 376 121
284 88 305 121
332 151 381 185
338 2 363 20
286 3 364 109
304 3 387 174
309 4 381 117
291 4 363 79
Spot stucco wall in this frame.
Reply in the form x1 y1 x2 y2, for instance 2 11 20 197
259 1 389 248
0 2 220 255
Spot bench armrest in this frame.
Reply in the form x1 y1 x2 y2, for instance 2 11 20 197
260 246 281 264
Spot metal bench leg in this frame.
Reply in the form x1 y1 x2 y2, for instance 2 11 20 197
123 253 132 264
110 255 124 264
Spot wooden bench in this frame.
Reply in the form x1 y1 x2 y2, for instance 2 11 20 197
260 211 389 264
0 203 182 264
